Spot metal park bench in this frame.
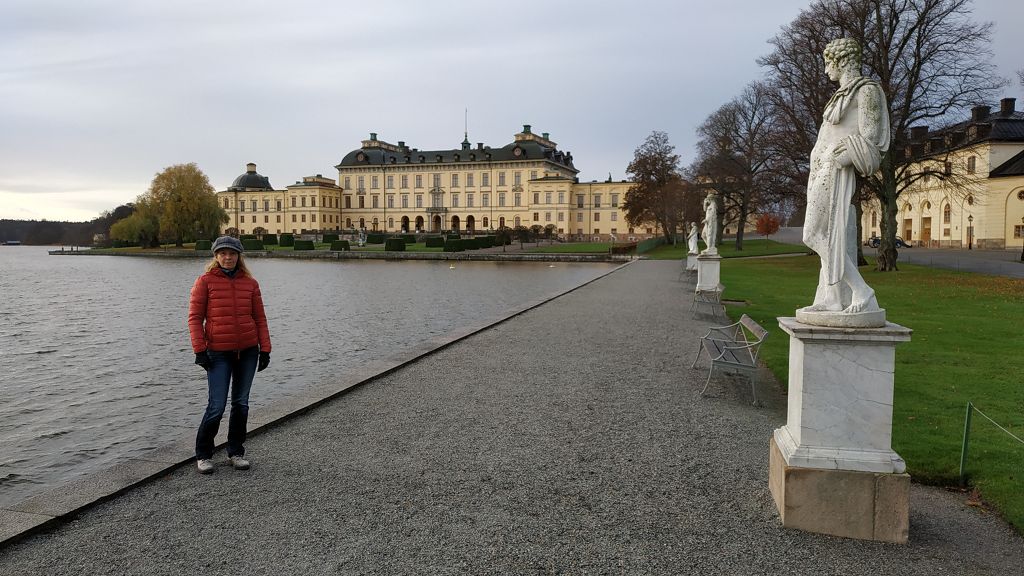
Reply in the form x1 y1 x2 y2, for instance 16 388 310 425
690 314 768 405
690 288 724 318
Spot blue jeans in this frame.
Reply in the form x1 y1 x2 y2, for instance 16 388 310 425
195 346 259 460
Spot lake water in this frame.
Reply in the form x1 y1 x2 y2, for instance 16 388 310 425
0 246 615 508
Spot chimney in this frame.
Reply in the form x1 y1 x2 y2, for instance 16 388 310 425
971 105 991 121
370 132 378 141
477 143 484 150
246 162 257 173
522 124 532 134
1000 97 1016 115
909 126 929 140
542 132 549 139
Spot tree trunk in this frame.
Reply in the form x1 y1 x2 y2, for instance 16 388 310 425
735 206 747 251
854 193 867 266
876 192 900 271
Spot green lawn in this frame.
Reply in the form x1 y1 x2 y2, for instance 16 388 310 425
646 238 809 260
719 255 1024 533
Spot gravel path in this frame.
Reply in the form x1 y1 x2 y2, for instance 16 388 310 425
2 260 1021 575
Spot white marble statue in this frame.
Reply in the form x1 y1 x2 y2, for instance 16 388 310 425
687 222 699 254
701 193 718 255
799 38 889 326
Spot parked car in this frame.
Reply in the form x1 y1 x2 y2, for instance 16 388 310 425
867 235 911 248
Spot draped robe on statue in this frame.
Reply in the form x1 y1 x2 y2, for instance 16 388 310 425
802 76 889 311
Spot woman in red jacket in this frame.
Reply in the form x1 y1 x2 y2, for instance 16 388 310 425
188 236 272 474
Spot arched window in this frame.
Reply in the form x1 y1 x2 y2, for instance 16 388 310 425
943 204 951 224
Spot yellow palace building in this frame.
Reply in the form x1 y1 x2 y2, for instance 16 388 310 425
218 125 655 241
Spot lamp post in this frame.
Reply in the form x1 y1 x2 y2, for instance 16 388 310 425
967 214 973 250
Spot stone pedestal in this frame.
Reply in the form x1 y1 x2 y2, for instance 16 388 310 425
770 317 912 543
695 253 722 292
686 252 698 271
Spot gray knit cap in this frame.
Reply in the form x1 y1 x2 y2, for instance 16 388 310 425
211 235 244 254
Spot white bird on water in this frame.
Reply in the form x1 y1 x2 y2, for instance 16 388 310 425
449 264 455 270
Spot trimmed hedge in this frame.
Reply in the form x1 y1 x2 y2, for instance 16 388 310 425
195 240 213 251
330 240 350 251
424 236 445 248
443 239 465 252
262 234 278 245
401 234 416 243
293 239 315 251
241 238 265 251
279 233 294 247
366 233 385 244
446 234 460 240
322 234 339 243
384 238 406 251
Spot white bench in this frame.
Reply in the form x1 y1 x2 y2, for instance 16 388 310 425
690 314 768 405
690 288 724 318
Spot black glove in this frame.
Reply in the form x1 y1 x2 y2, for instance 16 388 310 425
258 351 270 372
195 351 212 371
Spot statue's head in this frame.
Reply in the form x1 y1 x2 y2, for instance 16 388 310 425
823 38 862 75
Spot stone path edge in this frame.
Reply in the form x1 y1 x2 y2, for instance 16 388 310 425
0 260 635 549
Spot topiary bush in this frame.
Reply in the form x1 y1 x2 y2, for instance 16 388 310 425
424 236 445 248
241 238 265 251
262 234 278 245
366 233 385 244
279 233 294 247
330 240 350 251
240 234 257 241
446 234 460 240
384 238 406 251
293 239 315 250
322 234 339 243
195 240 213 251
401 234 416 243
443 239 465 252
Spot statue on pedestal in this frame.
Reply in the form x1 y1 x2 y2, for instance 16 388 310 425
701 192 718 255
799 38 889 327
687 222 698 254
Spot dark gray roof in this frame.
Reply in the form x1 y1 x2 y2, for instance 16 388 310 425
905 102 1024 160
229 170 273 191
990 148 1024 178
335 139 576 172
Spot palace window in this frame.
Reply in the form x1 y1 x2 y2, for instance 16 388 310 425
292 214 297 222
545 192 552 204
452 194 459 208
277 200 282 211
240 202 246 212
401 175 408 189
594 213 601 221
872 211 877 226
545 212 551 222
577 195 584 208
514 172 521 186
358 176 365 190
533 192 540 204
372 196 379 209
345 196 351 209
467 173 474 187
263 200 269 211
557 212 564 222
344 177 351 189
223 198 230 209
514 193 521 207
944 162 952 176
301 197 307 207
451 173 459 188
967 156 976 174
611 194 619 207
1015 225 1024 239
358 196 364 208
558 191 565 204
387 175 394 189
240 215 245 223
432 173 441 188
291 197 296 207
611 213 617 221
533 212 539 221
467 194 474 207
530 171 537 180
311 214 316 222
498 172 506 186
577 213 583 222
482 193 489 207
482 172 489 187
310 197 316 207
498 192 506 207
416 195 423 208
371 176 379 189
402 195 409 208
415 175 423 188
594 194 602 208
387 195 394 208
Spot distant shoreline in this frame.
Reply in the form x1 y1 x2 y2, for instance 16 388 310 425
48 248 628 263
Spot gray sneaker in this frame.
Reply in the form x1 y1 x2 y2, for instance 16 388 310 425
196 459 215 474
228 455 250 470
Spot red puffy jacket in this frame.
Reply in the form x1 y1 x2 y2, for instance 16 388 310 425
188 268 271 354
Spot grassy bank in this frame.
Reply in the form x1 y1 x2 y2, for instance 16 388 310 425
718 254 1024 533
646 238 808 260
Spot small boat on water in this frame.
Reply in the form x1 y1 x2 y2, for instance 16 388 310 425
2 240 22 246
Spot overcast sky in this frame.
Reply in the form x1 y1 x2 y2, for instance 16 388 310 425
1 0 1021 222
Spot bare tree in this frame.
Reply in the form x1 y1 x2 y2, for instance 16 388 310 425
692 82 783 251
759 0 1004 270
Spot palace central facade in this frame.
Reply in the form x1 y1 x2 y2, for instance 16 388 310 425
218 125 654 241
